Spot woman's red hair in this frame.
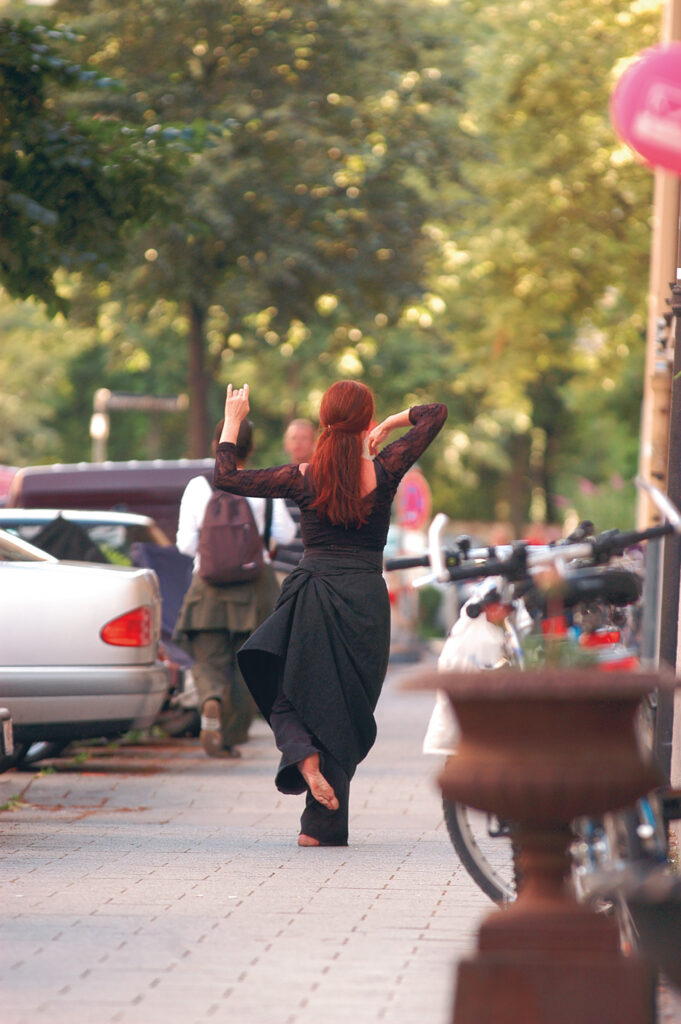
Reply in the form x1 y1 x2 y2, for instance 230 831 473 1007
309 380 375 527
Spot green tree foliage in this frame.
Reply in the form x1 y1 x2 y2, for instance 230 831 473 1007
44 0 475 454
0 0 664 538
0 292 94 465
427 0 661 529
0 19 178 314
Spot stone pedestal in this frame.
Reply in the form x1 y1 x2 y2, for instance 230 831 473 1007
409 667 672 1024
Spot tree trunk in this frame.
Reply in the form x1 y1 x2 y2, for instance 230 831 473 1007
285 359 303 420
542 430 559 526
508 433 530 536
187 300 210 457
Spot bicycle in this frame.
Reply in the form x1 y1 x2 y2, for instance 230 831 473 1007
385 478 681 915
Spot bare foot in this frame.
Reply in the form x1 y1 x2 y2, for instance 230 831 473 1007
298 754 339 810
298 834 320 847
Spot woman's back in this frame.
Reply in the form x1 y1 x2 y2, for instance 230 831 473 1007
214 402 447 554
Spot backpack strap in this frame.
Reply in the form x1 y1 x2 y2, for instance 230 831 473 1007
263 497 274 551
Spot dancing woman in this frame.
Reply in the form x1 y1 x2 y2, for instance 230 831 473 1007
215 379 447 846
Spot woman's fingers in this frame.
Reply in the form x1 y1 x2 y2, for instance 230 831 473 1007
367 424 385 454
225 383 249 400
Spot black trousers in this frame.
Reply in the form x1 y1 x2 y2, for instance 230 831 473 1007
270 692 349 846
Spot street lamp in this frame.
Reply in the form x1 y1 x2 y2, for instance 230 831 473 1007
89 388 189 462
89 388 112 462
89 411 110 462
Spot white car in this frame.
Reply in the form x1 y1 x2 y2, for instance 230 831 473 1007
0 507 170 564
0 528 170 759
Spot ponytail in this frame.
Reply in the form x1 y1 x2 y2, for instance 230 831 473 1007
309 381 375 527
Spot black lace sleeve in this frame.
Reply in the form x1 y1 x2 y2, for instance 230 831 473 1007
213 443 304 501
376 403 448 491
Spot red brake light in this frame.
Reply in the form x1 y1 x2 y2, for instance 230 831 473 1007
101 606 153 647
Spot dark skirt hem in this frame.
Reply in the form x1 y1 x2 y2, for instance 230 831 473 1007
276 757 309 795
237 551 390 782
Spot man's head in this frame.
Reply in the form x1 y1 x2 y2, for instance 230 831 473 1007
283 418 317 464
213 418 253 462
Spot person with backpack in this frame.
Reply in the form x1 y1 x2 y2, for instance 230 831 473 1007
214 380 447 845
174 418 296 758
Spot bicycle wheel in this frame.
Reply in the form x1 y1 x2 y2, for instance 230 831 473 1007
442 796 517 904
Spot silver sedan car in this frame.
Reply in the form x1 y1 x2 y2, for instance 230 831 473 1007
0 528 170 755
0 507 170 564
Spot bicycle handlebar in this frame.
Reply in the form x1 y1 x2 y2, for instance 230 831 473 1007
384 554 431 571
590 523 671 557
384 521 676 585
443 523 674 584
384 477 680 587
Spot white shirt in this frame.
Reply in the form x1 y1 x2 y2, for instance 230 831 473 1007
176 474 296 574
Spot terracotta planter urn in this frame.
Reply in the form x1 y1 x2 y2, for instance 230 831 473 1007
408 666 672 1024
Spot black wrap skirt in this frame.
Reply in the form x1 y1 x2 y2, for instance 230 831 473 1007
237 548 391 782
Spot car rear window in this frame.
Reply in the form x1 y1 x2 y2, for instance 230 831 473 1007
0 533 51 562
4 519 166 565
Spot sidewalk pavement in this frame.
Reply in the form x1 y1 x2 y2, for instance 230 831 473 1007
0 663 489 1024
1 662 681 1024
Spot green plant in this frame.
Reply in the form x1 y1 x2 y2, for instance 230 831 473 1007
71 750 90 764
522 631 598 670
0 794 27 812
418 585 445 640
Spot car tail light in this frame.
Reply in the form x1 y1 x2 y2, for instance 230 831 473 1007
101 606 153 647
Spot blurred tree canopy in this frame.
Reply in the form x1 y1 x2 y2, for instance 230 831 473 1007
421 0 659 529
0 18 179 314
42 0 475 456
0 0 664 533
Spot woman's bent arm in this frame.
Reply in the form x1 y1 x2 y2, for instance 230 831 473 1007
367 409 412 455
376 403 448 488
213 443 302 500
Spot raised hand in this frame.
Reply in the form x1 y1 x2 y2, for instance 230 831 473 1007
224 383 250 423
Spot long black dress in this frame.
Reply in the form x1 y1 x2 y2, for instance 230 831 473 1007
213 403 448 844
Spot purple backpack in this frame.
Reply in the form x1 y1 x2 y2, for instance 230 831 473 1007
199 489 264 585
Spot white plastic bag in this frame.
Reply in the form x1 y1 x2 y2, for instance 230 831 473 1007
422 590 508 755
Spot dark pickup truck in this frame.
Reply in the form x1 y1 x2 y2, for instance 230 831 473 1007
6 458 214 540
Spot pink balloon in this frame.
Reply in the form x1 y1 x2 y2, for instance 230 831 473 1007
611 43 681 175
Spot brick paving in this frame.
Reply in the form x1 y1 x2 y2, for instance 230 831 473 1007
1 662 679 1024
0 664 489 1024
